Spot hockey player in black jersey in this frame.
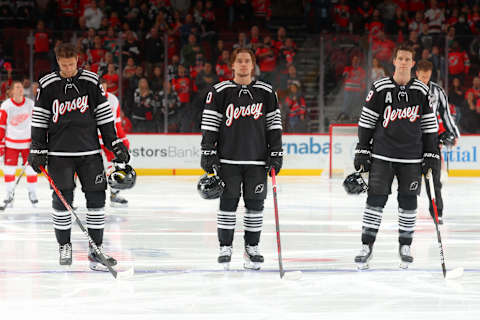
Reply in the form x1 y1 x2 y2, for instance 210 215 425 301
416 60 460 225
27 43 130 271
200 48 283 270
354 45 440 269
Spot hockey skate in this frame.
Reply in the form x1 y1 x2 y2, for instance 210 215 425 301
110 191 128 208
59 243 72 266
355 244 373 270
244 245 264 270
88 244 117 271
2 192 14 209
218 246 232 270
399 245 413 269
28 191 38 208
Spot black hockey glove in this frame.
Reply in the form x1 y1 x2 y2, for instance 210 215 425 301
439 131 456 147
28 149 48 173
354 144 371 173
112 139 130 163
267 151 283 176
422 152 440 175
201 149 220 174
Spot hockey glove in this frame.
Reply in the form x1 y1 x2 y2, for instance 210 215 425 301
267 151 283 177
439 131 456 147
112 139 130 163
28 149 48 174
201 149 220 174
422 152 440 175
354 144 371 173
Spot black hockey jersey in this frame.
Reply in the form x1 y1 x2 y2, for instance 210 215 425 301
201 80 283 165
358 77 438 163
31 69 117 156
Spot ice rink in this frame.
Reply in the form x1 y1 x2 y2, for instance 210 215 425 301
0 174 479 319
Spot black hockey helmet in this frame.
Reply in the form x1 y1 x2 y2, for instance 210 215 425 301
343 172 368 195
107 164 137 190
439 131 456 147
197 173 225 199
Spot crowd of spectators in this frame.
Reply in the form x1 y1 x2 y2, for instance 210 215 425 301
1 1 480 133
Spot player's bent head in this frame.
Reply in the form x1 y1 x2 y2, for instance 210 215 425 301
55 43 79 77
415 59 433 85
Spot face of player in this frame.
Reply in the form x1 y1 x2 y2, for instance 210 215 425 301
232 52 254 83
11 83 24 100
393 50 415 74
57 56 79 78
416 70 432 86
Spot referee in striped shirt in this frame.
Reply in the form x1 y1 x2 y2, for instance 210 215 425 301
416 59 460 225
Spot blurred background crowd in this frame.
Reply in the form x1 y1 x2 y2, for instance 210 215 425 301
1 0 480 133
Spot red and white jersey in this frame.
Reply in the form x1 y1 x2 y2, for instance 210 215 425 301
0 97 34 149
99 92 128 146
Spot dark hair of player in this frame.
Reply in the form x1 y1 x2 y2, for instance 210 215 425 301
230 48 256 67
416 59 433 72
55 43 78 59
392 44 415 60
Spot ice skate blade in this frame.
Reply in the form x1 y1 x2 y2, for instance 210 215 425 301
110 202 128 208
399 262 410 269
445 267 464 280
219 262 230 270
244 261 261 270
356 263 369 270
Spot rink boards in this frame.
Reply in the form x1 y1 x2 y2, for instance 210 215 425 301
126 133 480 177
1 133 479 176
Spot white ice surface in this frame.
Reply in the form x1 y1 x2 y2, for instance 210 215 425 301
0 175 479 319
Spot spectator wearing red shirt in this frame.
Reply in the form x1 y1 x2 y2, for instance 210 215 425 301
448 41 470 81
338 55 366 121
333 0 350 33
216 50 233 82
172 65 195 132
365 9 384 40
33 20 51 80
465 76 480 104
58 0 78 30
468 5 480 34
446 8 459 30
252 0 272 26
282 81 307 132
274 27 287 52
408 0 425 15
372 31 396 66
89 35 106 64
255 35 277 83
109 11 121 29
276 38 296 74
102 63 120 95
356 0 373 33
0 63 12 102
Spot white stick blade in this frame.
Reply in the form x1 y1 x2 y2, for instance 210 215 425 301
282 271 303 280
445 267 464 280
115 266 135 280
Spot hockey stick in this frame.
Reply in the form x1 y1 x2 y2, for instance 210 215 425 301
40 166 134 280
0 164 28 211
271 168 302 280
425 169 463 280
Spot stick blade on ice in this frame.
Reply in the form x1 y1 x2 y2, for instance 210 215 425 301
282 271 303 280
445 267 464 280
115 266 135 280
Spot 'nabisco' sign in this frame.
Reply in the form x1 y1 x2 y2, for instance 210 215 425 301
382 105 420 128
225 103 263 126
52 95 89 123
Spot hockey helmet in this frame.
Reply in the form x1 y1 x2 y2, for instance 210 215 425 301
439 131 456 147
107 164 136 190
343 172 368 195
197 173 225 199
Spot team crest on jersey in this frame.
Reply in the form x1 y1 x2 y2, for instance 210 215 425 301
382 105 420 128
225 103 263 126
254 183 264 194
52 95 89 123
9 113 30 126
